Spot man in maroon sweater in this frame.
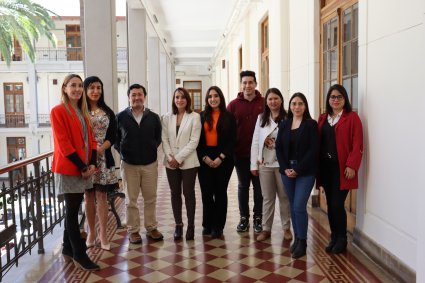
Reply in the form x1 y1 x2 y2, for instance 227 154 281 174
227 70 264 233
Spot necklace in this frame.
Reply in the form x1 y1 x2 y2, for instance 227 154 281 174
90 108 101 116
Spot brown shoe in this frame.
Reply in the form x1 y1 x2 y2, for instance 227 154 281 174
284 228 293 241
256 230 271 241
129 232 142 244
147 229 164 241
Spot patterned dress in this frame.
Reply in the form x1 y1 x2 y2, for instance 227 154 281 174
89 108 118 192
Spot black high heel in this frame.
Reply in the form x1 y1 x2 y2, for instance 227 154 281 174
174 224 183 240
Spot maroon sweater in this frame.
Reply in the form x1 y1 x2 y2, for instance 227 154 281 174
227 90 264 159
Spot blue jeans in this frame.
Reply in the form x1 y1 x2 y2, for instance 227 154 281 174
234 157 262 218
281 174 315 240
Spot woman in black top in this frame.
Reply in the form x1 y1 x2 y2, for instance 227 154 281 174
197 86 236 239
276 92 318 258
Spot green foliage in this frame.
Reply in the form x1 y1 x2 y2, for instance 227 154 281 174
0 0 58 66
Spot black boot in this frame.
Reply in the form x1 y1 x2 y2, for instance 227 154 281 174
73 254 100 271
325 234 337 253
292 239 307 258
331 236 347 254
186 226 194 240
290 237 299 253
174 224 183 240
62 230 73 263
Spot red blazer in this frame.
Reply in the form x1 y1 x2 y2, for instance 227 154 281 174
51 103 97 176
318 111 363 189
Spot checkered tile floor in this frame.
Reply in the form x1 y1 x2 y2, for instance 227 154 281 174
11 158 396 283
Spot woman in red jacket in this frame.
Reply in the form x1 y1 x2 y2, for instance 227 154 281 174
50 74 100 271
318 84 363 254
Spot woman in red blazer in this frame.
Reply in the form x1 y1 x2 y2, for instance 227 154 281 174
318 84 363 254
50 74 99 271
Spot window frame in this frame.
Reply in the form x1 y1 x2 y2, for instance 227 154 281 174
320 0 359 113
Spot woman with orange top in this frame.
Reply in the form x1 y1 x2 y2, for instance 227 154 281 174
197 86 236 238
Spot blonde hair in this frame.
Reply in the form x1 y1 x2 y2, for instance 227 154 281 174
61 74 91 123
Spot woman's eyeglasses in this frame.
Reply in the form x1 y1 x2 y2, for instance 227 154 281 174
330 95 344 101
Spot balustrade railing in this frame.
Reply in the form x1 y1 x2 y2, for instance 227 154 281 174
37 114 51 127
0 152 64 281
0 115 29 128
1 47 127 63
0 114 51 128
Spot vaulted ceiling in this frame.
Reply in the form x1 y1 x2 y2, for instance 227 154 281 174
135 0 240 75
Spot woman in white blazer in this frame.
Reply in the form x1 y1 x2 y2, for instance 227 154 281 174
162 87 201 240
250 88 292 241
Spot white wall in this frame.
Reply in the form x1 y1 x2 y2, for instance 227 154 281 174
288 0 320 118
210 0 424 275
356 0 425 271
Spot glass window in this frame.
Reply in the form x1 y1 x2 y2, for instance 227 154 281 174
352 40 358 74
321 2 358 113
343 9 352 42
5 95 14 112
331 18 338 47
330 50 337 80
343 44 351 76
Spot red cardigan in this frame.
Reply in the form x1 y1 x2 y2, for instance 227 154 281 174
318 111 363 189
51 103 97 176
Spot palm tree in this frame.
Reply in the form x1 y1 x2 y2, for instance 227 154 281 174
0 0 57 66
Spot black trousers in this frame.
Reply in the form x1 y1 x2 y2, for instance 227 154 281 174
198 146 234 231
320 159 349 238
165 167 198 227
63 193 86 258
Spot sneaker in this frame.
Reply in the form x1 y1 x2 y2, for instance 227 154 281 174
253 216 262 233
236 217 249 232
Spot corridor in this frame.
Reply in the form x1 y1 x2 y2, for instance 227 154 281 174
5 158 396 283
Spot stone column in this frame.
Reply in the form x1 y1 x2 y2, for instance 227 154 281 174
82 0 118 112
127 5 147 89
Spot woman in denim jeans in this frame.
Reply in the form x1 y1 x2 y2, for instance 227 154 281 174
276 92 318 258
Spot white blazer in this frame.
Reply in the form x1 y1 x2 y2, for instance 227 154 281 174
161 111 202 169
250 114 279 170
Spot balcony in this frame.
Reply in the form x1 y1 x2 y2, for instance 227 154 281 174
0 114 52 128
37 114 51 128
34 47 127 62
0 114 29 128
1 47 128 63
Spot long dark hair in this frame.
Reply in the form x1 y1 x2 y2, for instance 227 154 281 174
172 87 193 114
287 92 312 120
325 84 352 115
260 88 287 127
84 76 115 119
203 86 227 130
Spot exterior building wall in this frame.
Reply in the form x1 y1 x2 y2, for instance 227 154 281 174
0 17 129 170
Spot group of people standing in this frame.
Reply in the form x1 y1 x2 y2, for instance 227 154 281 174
51 70 363 271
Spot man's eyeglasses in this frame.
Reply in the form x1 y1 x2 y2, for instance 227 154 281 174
330 95 344 101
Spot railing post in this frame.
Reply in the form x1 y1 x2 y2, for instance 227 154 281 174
33 161 44 254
